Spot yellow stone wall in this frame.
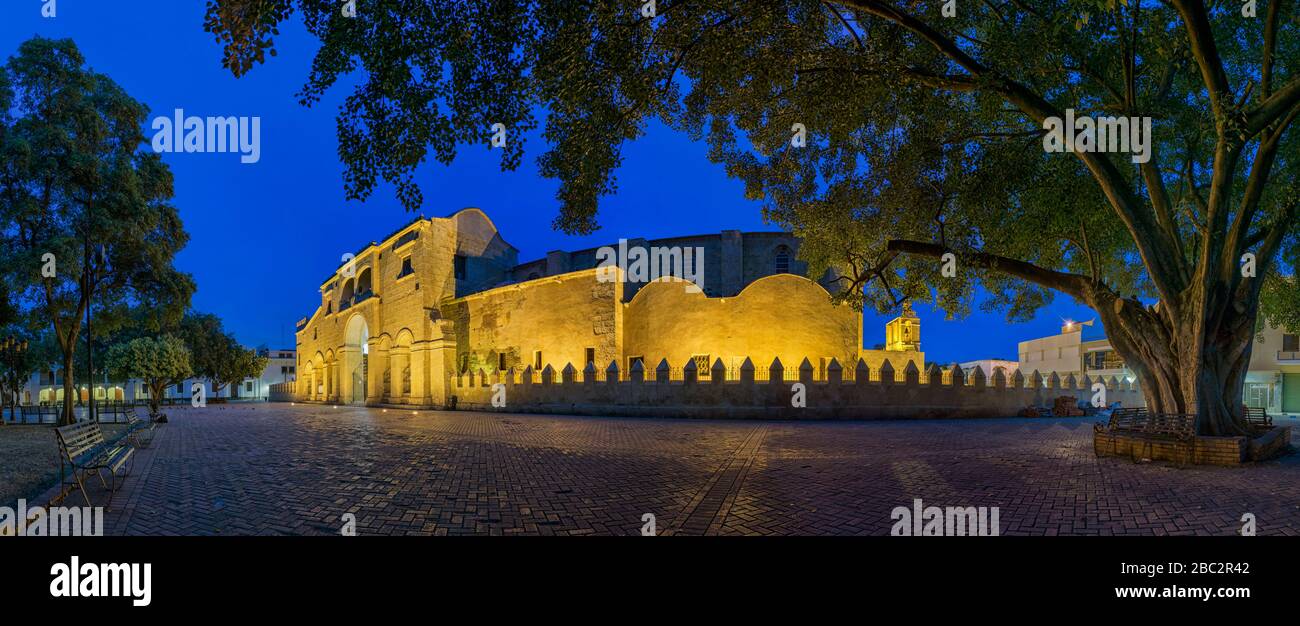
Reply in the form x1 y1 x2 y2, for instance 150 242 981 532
441 268 623 376
295 208 920 405
621 274 863 376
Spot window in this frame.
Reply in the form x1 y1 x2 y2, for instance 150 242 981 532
585 348 596 367
533 351 543 370
281 366 288 375
498 353 507 371
692 354 711 379
392 229 419 250
246 381 253 393
176 383 184 394
1284 334 1299 352
355 268 372 299
397 257 414 279
454 255 467 280
339 278 355 309
773 245 792 274
289 366 295 374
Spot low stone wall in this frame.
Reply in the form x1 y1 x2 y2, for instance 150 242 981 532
442 360 1145 420
1094 426 1292 466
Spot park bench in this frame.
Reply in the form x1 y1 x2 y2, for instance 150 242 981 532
1095 409 1195 463
1243 406 1272 430
1100 410 1195 439
55 421 134 508
124 406 157 449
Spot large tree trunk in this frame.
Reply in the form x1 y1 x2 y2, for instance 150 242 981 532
59 350 77 426
1095 293 1255 437
148 380 164 418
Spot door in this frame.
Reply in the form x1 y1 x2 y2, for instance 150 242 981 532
351 355 367 404
1243 383 1271 410
1283 374 1300 414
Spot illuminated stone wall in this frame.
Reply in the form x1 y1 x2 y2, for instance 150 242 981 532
294 208 874 410
447 363 1146 419
621 274 863 378
440 268 623 379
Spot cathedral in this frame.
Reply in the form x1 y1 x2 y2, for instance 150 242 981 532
294 208 922 406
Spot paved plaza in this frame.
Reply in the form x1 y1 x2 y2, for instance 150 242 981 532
74 404 1300 536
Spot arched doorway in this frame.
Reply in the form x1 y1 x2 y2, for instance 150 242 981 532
343 314 370 405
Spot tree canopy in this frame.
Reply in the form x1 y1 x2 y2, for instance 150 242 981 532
205 1 1300 433
0 37 195 422
105 335 193 415
180 312 269 395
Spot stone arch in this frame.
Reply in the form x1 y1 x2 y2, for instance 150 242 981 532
339 278 355 308
311 350 326 400
341 313 371 405
374 333 393 400
303 359 314 397
323 349 337 401
394 328 414 347
356 267 373 298
391 329 415 400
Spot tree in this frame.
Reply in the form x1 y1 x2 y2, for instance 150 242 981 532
217 348 269 399
179 312 267 398
105 336 192 418
0 37 195 425
204 1 1300 436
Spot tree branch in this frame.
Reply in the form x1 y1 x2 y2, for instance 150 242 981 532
884 239 1094 300
1171 0 1231 118
828 0 1188 305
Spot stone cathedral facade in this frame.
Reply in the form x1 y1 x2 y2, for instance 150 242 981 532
294 208 922 407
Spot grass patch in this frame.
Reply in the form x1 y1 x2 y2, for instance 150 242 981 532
0 424 129 507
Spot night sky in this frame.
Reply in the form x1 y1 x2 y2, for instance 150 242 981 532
1 2 1101 364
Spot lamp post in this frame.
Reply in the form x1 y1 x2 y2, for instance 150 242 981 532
0 336 30 425
82 242 109 423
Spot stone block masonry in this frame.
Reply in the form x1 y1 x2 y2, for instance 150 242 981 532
440 357 1145 420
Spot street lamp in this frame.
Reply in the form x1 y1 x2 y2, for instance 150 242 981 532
83 243 109 423
0 336 30 424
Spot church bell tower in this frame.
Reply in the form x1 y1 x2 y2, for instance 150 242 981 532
885 302 921 352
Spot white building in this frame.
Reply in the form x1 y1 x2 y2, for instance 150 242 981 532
958 359 1019 381
10 348 296 406
240 348 297 400
1017 321 1299 415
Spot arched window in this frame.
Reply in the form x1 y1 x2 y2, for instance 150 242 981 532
773 244 792 274
339 278 355 310
356 268 372 299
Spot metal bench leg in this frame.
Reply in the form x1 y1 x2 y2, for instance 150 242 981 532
73 469 94 508
106 469 122 510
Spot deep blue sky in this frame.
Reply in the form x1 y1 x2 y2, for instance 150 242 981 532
1 2 1100 363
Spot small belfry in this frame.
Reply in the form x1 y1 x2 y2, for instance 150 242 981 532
885 302 921 352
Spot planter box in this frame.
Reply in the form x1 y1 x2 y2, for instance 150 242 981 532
1094 426 1291 466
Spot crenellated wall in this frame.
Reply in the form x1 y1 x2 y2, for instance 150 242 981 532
437 357 1145 420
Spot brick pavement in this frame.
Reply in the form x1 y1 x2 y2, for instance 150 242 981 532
71 405 1300 536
